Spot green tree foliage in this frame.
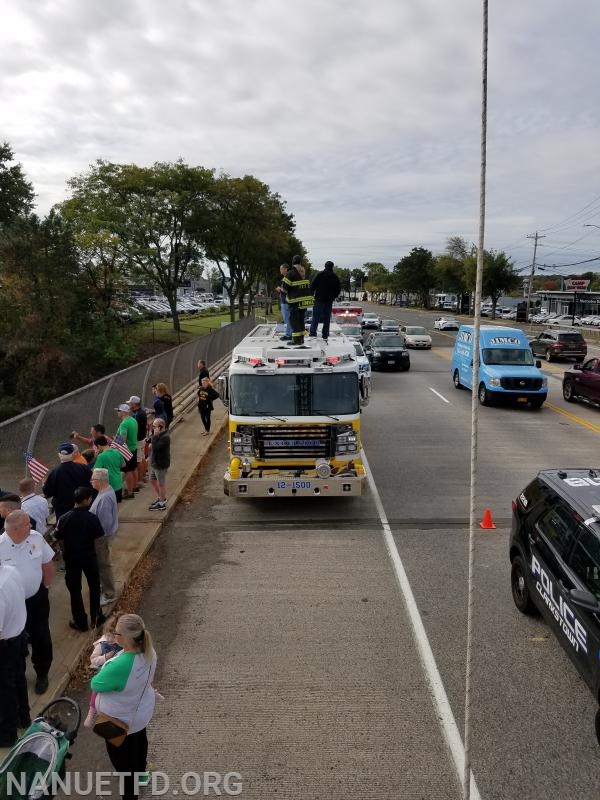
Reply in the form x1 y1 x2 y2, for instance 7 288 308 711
65 160 214 332
393 248 436 307
434 236 472 295
464 249 520 317
200 174 299 320
363 262 391 299
0 211 134 417
0 143 34 230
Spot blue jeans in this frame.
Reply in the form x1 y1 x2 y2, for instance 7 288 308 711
280 301 292 337
309 300 333 339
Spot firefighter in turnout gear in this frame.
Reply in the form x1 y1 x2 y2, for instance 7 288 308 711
282 255 312 346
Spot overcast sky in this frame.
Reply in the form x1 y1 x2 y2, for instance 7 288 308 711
3 0 600 274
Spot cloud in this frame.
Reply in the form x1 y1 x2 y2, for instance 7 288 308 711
1 0 600 268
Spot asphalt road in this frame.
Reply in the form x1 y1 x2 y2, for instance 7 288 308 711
65 305 600 800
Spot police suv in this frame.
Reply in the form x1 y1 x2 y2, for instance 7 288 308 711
510 469 600 742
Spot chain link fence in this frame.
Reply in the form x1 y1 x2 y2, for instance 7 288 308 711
0 316 256 489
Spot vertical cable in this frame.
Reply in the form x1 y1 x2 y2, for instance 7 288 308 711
463 1 488 798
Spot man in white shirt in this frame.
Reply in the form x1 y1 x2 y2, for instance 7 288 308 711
19 478 49 536
0 510 55 695
0 564 30 746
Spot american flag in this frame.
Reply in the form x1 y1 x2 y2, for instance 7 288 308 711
23 450 49 483
110 440 133 461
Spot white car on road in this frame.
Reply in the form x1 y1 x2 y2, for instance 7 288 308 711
353 342 371 377
434 316 460 331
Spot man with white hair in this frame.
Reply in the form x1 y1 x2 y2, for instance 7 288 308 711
42 442 92 520
0 510 55 695
89 468 118 606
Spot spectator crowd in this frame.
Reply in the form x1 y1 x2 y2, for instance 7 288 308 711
0 376 188 749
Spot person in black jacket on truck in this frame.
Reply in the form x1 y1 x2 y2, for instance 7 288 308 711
308 260 341 342
282 254 312 346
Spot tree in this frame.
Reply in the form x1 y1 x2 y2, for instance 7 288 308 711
363 262 391 300
393 248 436 307
0 142 35 230
200 174 300 321
65 160 215 332
464 249 520 318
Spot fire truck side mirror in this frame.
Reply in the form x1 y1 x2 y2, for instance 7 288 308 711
359 375 371 407
217 374 229 404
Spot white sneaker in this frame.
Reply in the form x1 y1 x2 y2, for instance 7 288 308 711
84 709 96 729
100 594 115 606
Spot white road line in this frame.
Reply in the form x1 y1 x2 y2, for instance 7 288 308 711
429 387 450 404
361 448 482 800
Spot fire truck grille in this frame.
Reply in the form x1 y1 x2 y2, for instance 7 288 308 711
256 425 333 459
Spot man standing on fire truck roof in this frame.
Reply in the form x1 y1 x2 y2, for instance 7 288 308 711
282 255 312 347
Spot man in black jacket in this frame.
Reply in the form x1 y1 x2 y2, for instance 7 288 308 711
42 443 92 521
54 487 104 631
309 260 341 341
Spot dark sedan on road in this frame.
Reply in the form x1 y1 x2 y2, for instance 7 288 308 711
563 358 600 405
363 333 410 371
529 329 587 362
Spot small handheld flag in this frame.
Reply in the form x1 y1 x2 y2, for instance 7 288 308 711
23 450 49 483
110 440 133 462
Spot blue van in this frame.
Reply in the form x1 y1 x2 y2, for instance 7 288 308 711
451 325 548 408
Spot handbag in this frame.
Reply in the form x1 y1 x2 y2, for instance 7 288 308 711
93 713 129 747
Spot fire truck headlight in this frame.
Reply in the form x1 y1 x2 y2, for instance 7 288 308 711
232 429 253 454
336 426 359 454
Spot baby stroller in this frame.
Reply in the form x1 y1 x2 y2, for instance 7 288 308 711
0 698 81 800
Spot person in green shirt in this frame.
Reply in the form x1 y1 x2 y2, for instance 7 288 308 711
93 437 125 502
114 404 139 499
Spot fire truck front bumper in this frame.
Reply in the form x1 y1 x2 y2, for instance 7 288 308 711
224 473 365 497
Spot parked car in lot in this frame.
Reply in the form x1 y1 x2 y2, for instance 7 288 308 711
547 314 582 326
563 358 600 405
529 329 587 362
380 318 401 334
400 325 432 349
434 316 460 331
363 333 410 371
362 312 381 329
510 469 600 744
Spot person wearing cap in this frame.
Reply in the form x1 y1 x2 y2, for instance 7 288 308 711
93 436 125 502
42 443 92 521
282 255 312 346
54 486 104 632
127 395 148 488
90 468 118 606
0 564 30 747
0 493 38 535
115 404 139 499
0 509 55 695
309 260 341 342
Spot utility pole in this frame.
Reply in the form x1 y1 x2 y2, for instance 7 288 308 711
525 232 545 323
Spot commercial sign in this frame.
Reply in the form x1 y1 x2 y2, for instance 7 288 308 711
564 278 590 291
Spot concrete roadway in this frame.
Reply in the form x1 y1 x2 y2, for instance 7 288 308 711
65 307 600 800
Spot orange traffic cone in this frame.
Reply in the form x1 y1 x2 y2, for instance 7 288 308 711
480 508 496 529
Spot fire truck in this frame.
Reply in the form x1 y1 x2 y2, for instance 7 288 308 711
218 322 370 497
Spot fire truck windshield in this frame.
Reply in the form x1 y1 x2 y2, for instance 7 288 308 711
230 373 359 416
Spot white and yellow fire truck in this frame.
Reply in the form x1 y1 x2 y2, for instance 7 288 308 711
218 322 370 497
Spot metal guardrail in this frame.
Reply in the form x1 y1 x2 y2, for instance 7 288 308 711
0 317 256 489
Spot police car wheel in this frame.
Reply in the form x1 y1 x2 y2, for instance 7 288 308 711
511 557 536 615
453 370 463 389
478 383 491 406
562 378 576 403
